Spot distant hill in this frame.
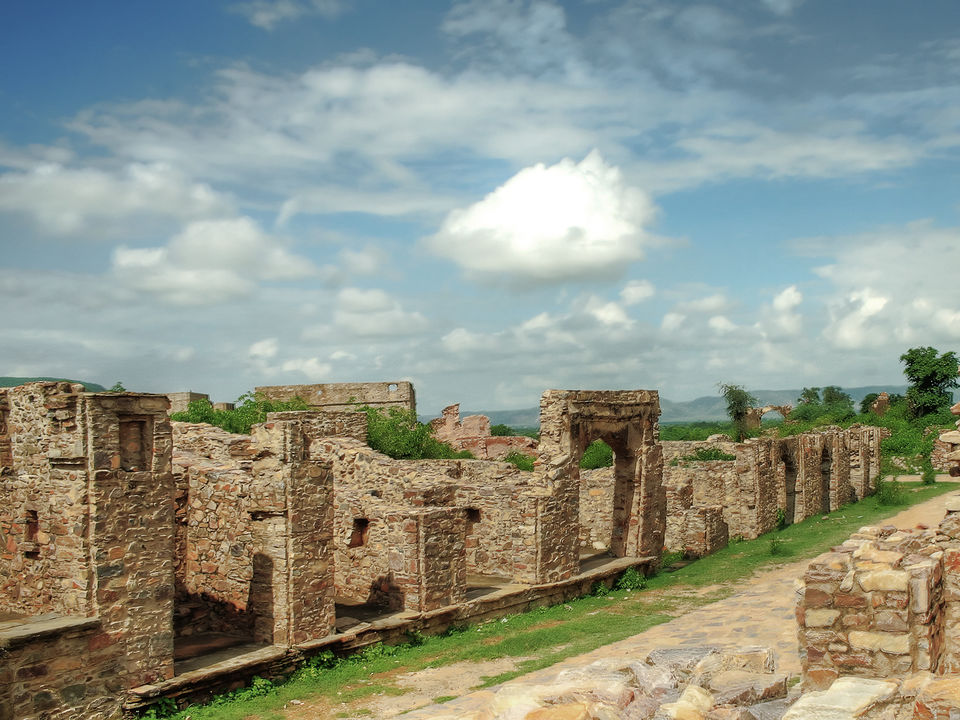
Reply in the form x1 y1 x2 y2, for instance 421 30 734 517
0 377 106 391
448 385 918 427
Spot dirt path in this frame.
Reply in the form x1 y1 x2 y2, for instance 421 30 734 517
290 483 960 719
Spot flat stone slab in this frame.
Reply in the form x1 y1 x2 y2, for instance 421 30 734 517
782 677 898 719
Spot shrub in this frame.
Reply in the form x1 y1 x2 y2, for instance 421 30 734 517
359 406 474 460
901 346 960 417
768 535 786 556
170 392 309 434
490 424 513 436
776 507 787 530
502 451 535 471
580 439 613 469
921 457 937 485
614 566 647 591
719 383 758 442
875 477 907 506
660 422 737 442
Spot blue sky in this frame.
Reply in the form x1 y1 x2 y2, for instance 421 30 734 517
2 0 960 414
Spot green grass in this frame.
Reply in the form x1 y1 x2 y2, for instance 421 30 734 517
149 481 955 720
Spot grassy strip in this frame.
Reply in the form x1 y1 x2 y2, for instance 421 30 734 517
151 481 956 720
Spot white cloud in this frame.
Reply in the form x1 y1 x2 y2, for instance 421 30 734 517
426 151 656 283
249 338 279 359
773 285 802 312
823 288 889 349
0 162 230 235
680 293 729 314
112 217 315 304
230 0 349 29
620 280 655 306
661 312 686 332
280 357 332 378
761 285 804 337
708 315 737 333
333 287 427 337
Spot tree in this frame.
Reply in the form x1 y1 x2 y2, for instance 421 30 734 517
109 381 127 392
797 387 821 405
822 386 853 408
860 393 879 415
900 346 960 417
719 383 757 441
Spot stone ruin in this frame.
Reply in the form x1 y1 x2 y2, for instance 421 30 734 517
934 399 960 477
0 380 892 719
792 498 960 717
743 404 793 431
581 426 886 559
428 403 537 460
255 380 416 413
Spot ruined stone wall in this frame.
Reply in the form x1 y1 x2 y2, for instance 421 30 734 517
796 502 960 691
171 418 335 645
0 383 92 616
313 436 544 585
256 381 416 413
0 616 126 720
429 403 537 460
579 466 614 551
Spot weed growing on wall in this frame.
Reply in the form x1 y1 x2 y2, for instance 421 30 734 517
502 451 535 471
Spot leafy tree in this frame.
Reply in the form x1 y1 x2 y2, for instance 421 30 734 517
109 381 127 392
719 383 757 441
900 346 960 417
822 386 853 408
797 387 821 405
860 392 879 415
490 423 513 436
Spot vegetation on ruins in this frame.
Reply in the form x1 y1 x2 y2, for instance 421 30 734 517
170 392 310 434
502 450 535 471
901 345 960 417
788 385 855 424
359 405 474 460
718 383 757 441
660 420 739 442
145 481 952 720
580 438 613 468
490 423 512 436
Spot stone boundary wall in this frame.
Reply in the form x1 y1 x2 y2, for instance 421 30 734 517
256 381 416 414
797 501 960 691
167 391 209 415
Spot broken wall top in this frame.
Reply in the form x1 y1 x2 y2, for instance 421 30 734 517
256 381 416 414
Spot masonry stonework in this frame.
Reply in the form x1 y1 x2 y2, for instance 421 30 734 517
256 381 416 413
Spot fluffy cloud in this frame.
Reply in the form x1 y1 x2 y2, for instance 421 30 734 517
112 217 315 304
333 288 427 337
230 0 349 29
425 151 656 283
0 162 230 235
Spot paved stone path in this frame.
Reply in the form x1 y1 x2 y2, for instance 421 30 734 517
403 484 960 718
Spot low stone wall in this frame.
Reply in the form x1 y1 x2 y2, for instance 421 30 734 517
256 381 416 413
0 615 124 720
428 403 537 459
797 500 960 690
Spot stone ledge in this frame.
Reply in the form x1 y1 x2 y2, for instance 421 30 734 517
0 613 101 649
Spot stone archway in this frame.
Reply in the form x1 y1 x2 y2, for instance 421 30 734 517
538 390 665 563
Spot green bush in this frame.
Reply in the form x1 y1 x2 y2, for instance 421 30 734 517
875 477 907 506
359 406 474 460
921 457 937 485
614 566 647 591
502 451 535 471
170 392 309 434
776 507 787 530
580 439 613 469
490 424 513 436
660 422 737 441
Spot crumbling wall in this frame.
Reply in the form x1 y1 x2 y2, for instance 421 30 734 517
0 383 92 616
0 383 178 720
796 501 960 691
429 403 537 460
579 466 614 551
172 418 335 645
256 381 416 413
